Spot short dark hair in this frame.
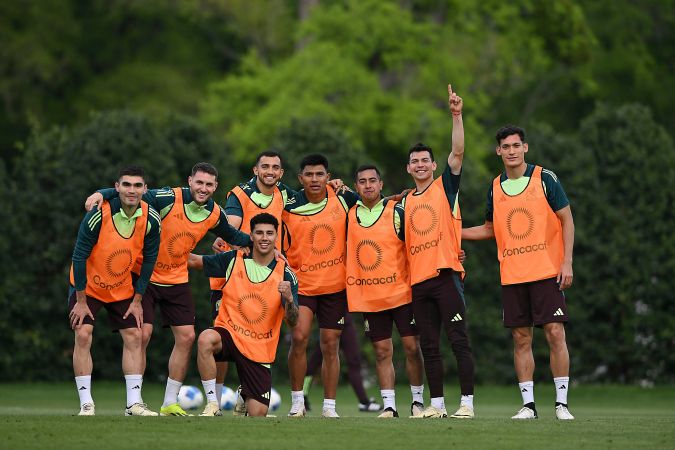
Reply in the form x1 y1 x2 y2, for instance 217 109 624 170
408 142 435 162
299 154 329 172
118 165 146 182
191 162 218 179
250 212 279 232
255 150 283 166
354 164 381 181
495 125 526 145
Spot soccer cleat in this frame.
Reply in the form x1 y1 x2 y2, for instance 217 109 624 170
321 408 340 418
160 403 192 416
511 406 538 419
287 403 306 418
233 386 247 417
125 402 159 416
377 407 399 418
555 404 575 420
199 401 223 417
78 403 95 416
411 406 448 418
410 401 424 417
358 398 383 412
450 404 474 419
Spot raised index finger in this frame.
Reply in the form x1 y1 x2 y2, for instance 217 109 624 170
448 84 453 96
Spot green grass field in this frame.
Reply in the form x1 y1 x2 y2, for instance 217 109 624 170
0 383 673 449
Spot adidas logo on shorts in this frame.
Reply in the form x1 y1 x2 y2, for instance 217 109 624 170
553 308 564 317
364 320 370 332
450 313 463 322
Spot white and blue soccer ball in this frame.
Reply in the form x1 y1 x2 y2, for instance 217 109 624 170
178 385 204 410
220 386 237 410
269 387 281 411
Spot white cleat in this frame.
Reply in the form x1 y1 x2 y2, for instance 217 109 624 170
78 402 95 416
555 404 575 420
125 402 159 416
409 401 424 418
233 386 247 416
377 407 399 418
199 401 223 417
450 404 474 419
511 406 538 419
321 408 340 418
287 403 306 418
411 405 447 418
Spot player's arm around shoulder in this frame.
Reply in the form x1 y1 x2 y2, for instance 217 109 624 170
462 220 495 241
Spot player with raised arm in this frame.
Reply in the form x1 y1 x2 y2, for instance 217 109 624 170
69 165 161 416
463 125 575 420
402 85 475 419
189 213 299 417
84 162 251 416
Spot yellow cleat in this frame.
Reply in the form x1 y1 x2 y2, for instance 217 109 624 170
160 403 193 416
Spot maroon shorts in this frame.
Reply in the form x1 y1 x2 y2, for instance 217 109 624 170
210 290 222 321
212 327 272 407
363 303 418 342
298 290 348 330
501 277 568 328
67 289 138 331
142 282 195 327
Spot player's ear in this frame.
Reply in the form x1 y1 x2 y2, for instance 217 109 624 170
115 181 120 192
523 143 529 153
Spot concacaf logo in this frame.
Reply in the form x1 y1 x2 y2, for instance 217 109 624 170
309 223 336 256
356 239 383 272
506 207 535 240
105 249 133 278
167 231 198 258
409 204 438 236
237 293 269 325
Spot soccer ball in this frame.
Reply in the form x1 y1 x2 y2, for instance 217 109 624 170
220 386 237 410
269 387 281 411
178 385 204 410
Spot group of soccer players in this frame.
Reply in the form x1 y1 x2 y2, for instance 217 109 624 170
68 85 576 420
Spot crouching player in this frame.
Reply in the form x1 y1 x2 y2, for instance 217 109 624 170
188 213 299 416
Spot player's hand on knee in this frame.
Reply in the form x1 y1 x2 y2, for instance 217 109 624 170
124 295 144 329
70 301 94 329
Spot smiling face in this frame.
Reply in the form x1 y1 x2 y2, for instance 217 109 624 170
115 175 147 209
496 133 529 170
354 168 383 204
251 223 277 257
253 155 284 188
297 164 330 197
406 150 437 183
188 170 218 205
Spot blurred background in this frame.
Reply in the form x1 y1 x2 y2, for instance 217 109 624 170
1 0 673 386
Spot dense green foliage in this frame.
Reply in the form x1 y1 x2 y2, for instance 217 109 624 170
1 0 674 384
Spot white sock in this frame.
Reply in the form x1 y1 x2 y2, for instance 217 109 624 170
410 385 424 404
381 389 396 410
323 398 336 411
215 384 223 405
291 390 304 406
163 378 182 407
75 375 93 406
202 379 218 403
519 381 535 405
461 394 474 409
125 374 143 407
430 397 445 410
554 377 569 404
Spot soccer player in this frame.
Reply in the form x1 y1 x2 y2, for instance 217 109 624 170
85 162 251 416
208 150 290 411
283 154 359 418
189 213 299 417
69 165 161 416
462 125 575 420
346 164 425 418
401 85 475 419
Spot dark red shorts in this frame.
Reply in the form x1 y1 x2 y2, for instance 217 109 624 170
363 303 418 342
142 282 195 327
501 277 568 328
212 327 272 407
298 290 348 330
67 289 138 331
210 290 222 321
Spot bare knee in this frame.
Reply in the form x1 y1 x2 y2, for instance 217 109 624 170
290 329 309 354
544 323 566 350
374 341 393 363
512 328 532 352
141 325 153 349
402 338 421 358
198 330 219 354
74 327 93 348
174 327 196 350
